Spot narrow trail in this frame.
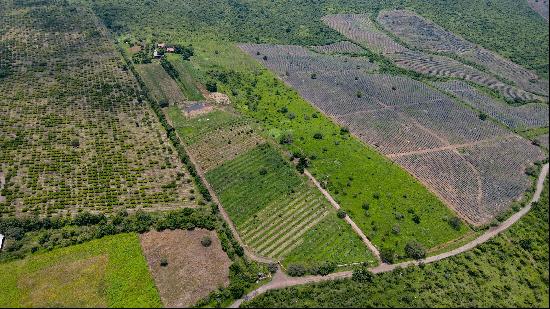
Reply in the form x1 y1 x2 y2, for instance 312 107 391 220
230 163 549 308
304 169 381 261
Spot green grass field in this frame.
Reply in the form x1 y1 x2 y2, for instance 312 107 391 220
135 63 187 104
0 233 162 308
243 178 550 308
166 54 205 101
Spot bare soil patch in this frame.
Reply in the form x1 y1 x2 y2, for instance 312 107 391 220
140 229 231 308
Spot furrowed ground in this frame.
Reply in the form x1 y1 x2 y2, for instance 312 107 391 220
0 233 161 308
0 0 197 218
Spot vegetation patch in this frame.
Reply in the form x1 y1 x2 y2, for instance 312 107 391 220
0 233 162 308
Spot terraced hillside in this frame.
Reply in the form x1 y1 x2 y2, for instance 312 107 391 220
0 0 197 217
322 13 547 102
241 43 546 225
377 10 549 98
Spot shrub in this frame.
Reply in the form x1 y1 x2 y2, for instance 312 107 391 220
478 112 488 120
352 265 373 283
279 133 293 145
160 257 168 267
314 262 336 276
268 263 279 274
206 82 217 92
337 209 347 219
405 241 427 260
287 264 306 277
313 132 323 139
380 247 396 264
259 167 268 175
448 217 462 230
201 236 212 247
158 99 169 108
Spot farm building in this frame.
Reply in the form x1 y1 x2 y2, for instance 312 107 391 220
157 43 166 48
184 102 213 117
0 234 4 250
166 47 175 53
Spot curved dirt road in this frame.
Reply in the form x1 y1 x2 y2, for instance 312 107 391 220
231 163 549 308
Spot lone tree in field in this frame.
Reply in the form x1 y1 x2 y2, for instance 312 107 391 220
405 241 426 260
201 236 212 247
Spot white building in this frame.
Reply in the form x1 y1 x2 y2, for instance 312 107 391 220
0 234 4 250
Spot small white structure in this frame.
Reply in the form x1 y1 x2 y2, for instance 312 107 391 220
0 234 4 251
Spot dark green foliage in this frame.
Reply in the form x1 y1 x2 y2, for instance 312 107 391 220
287 264 307 277
380 247 396 264
206 82 217 92
279 133 293 145
404 241 427 260
337 209 347 219
313 132 323 140
352 264 373 283
201 236 212 247
448 217 462 231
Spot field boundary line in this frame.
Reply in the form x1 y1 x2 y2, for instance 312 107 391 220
303 169 382 261
230 163 549 308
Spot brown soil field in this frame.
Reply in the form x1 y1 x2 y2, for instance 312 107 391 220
139 229 231 307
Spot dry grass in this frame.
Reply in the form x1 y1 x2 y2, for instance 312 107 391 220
18 255 108 308
140 229 231 307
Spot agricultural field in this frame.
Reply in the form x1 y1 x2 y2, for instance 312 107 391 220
243 178 550 308
205 143 376 266
323 13 547 102
241 42 546 225
140 229 231 308
135 63 188 105
434 80 549 129
165 54 205 101
0 233 161 308
0 0 197 218
377 10 549 98
310 41 365 55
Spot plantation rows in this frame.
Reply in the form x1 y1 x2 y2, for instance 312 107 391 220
322 14 407 54
337 109 446 155
310 41 365 54
205 143 371 264
188 123 264 172
536 134 549 149
461 49 548 97
0 1 196 217
322 13 544 102
239 44 377 78
242 42 546 225
378 9 474 53
238 184 329 259
391 51 540 102
434 81 549 129
136 63 188 105
377 10 548 99
395 136 544 224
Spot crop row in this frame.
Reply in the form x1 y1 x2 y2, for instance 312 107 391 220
434 80 549 129
310 41 365 54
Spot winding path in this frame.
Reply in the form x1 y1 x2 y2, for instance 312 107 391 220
230 163 549 308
